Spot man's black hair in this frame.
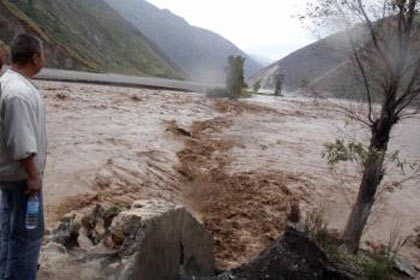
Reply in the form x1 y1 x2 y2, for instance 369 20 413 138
11 34 42 65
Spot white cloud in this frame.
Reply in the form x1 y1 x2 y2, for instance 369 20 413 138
146 0 317 60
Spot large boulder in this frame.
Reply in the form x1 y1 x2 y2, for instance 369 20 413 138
46 199 215 280
110 199 215 280
195 227 359 280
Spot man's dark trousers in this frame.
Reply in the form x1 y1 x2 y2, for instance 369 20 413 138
0 180 44 280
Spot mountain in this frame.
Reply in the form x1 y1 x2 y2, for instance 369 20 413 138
246 24 385 99
250 20 420 100
0 0 183 78
104 0 262 83
250 54 274 67
247 31 357 92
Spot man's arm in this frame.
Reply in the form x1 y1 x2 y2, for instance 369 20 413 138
21 154 40 195
3 96 39 193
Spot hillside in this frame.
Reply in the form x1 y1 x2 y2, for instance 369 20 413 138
250 54 274 67
0 0 183 78
249 22 420 100
104 0 262 83
248 31 355 93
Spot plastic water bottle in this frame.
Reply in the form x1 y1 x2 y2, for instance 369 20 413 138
25 195 40 230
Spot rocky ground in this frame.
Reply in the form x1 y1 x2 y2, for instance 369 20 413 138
38 81 420 273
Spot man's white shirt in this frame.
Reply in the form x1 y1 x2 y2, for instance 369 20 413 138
0 69 47 181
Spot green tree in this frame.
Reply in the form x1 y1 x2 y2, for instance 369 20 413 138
253 80 262 94
274 73 284 96
308 0 420 253
225 55 247 99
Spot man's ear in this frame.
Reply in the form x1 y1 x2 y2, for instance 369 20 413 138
33 53 42 64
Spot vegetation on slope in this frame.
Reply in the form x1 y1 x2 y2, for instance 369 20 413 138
104 0 261 83
0 0 182 78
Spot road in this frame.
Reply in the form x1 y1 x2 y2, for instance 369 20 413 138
34 68 219 92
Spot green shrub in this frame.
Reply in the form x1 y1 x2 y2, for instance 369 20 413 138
360 251 394 280
303 207 330 246
253 80 261 93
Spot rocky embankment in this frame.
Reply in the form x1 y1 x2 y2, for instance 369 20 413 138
41 199 362 280
41 199 215 280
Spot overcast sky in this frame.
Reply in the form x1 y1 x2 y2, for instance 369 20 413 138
146 0 317 62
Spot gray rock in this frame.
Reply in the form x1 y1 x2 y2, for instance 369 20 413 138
80 262 104 280
42 242 68 255
78 232 94 251
95 219 106 236
50 211 83 248
39 242 69 267
111 199 215 280
394 256 417 279
190 227 359 280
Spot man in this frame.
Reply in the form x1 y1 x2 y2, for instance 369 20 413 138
0 40 8 279
0 34 47 280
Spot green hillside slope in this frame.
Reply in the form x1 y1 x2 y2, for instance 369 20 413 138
0 0 182 78
104 0 262 83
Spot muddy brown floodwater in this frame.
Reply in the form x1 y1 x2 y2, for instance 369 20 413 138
38 81 420 270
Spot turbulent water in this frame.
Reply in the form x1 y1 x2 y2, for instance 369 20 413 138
39 81 420 269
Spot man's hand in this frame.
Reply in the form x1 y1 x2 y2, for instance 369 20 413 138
21 154 41 195
25 175 40 195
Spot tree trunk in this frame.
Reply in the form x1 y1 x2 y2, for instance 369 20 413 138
342 154 384 253
343 104 396 253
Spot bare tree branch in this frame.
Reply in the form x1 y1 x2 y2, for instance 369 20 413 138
396 88 420 116
395 0 417 76
307 86 373 127
353 50 375 123
399 108 420 120
395 62 420 114
357 0 392 71
382 0 387 19
401 55 420 76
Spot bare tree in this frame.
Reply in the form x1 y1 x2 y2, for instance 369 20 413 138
307 0 420 253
